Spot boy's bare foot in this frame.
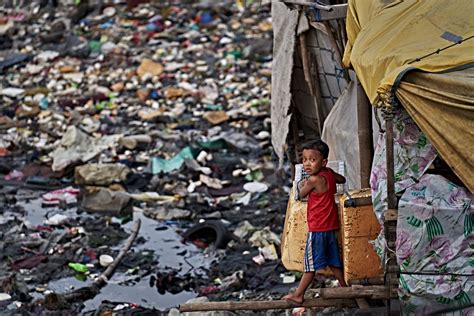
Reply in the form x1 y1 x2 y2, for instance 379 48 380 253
282 293 304 304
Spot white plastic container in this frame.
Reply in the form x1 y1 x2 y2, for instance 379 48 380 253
99 255 114 267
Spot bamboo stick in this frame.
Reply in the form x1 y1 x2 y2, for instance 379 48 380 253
179 298 356 312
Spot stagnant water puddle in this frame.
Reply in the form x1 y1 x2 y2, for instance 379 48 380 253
9 195 214 312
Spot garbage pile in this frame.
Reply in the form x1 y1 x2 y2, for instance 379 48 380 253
0 1 298 314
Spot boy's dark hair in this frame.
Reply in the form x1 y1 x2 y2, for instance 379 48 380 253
302 140 329 159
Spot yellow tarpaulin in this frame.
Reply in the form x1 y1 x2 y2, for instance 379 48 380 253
343 0 474 191
396 68 474 192
343 0 474 106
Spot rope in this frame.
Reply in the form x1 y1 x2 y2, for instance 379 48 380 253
400 271 474 277
408 35 474 64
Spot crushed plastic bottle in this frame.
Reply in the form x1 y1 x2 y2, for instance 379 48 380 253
68 262 88 273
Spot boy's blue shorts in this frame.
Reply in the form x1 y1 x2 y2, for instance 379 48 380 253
304 230 342 272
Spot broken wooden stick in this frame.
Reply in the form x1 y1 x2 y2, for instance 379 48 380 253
92 219 141 287
179 298 356 312
42 219 141 309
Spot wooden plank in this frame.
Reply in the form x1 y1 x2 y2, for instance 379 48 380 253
309 285 390 300
179 298 356 312
350 277 385 286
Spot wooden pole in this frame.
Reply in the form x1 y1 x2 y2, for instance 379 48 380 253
382 107 400 313
356 76 373 188
385 116 396 210
179 298 356 312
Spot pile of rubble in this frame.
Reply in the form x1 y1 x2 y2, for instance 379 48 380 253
0 1 299 314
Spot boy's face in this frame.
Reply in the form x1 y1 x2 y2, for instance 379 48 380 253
302 149 327 175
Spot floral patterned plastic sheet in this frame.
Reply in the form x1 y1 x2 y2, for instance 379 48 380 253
397 174 473 315
370 109 437 221
369 108 473 314
370 109 437 259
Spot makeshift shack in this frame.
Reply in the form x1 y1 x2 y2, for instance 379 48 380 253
273 0 473 314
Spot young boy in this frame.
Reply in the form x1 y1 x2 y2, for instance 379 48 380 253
283 140 347 304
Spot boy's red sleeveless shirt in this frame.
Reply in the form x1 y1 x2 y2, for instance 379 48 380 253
307 168 339 232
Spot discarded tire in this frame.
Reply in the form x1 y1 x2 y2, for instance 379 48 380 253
182 220 232 249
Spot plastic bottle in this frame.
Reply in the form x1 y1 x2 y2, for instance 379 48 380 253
68 262 88 273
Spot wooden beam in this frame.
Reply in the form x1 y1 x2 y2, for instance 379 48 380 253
350 277 385 286
179 298 356 312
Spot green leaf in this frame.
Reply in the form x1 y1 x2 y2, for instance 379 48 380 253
417 135 427 149
436 296 453 305
454 291 471 306
468 257 474 267
400 275 409 291
402 256 411 268
404 303 418 314
464 213 473 236
407 216 422 227
425 216 444 241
